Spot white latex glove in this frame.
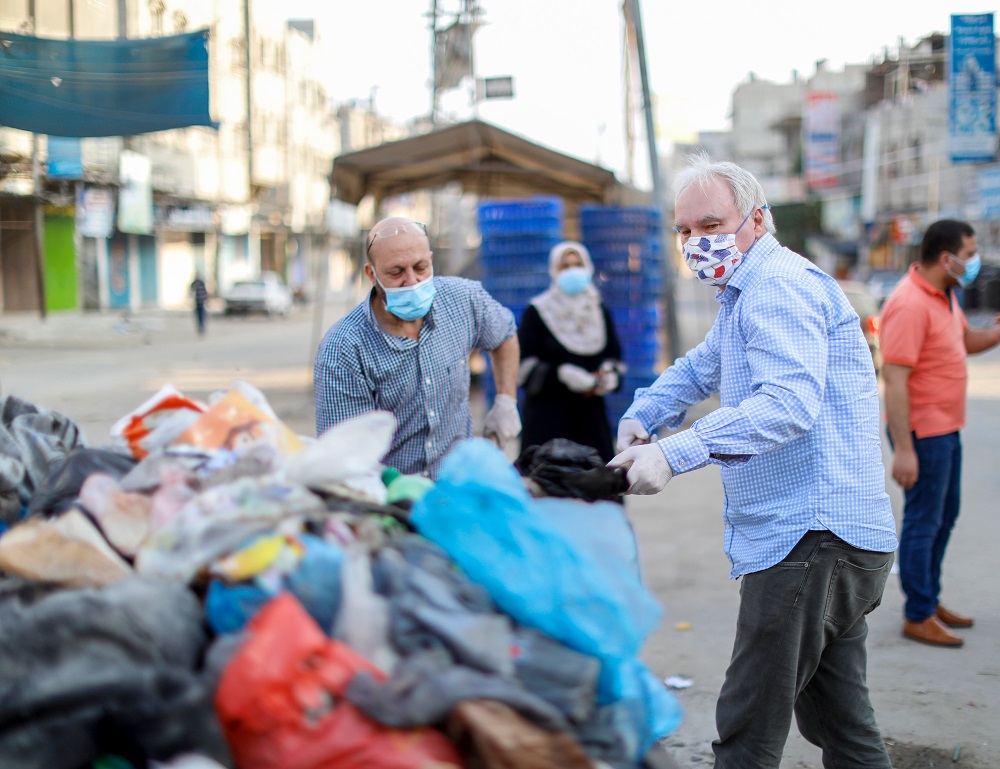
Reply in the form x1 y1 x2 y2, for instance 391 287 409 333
616 418 650 454
595 369 619 395
557 363 598 394
607 443 674 495
483 393 521 447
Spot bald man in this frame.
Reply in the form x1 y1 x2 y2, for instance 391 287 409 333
314 216 521 478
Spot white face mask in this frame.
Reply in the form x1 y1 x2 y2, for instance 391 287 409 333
681 211 757 286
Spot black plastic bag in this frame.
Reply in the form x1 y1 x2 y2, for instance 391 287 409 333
26 447 137 518
515 439 629 501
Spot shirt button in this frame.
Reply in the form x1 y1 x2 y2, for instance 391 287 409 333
426 440 433 448
428 410 435 417
425 377 431 385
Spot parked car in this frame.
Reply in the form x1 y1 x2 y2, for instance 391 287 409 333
838 280 882 375
223 272 293 317
865 269 905 308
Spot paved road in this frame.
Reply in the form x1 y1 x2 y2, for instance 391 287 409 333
631 345 1000 768
1 284 997 768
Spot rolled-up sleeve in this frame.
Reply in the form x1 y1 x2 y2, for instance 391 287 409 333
470 282 516 351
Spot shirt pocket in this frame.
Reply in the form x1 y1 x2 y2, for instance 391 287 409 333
444 353 471 408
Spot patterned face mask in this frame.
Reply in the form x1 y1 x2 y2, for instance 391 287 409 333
681 210 760 287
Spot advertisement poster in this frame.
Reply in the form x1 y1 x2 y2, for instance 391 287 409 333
117 150 153 235
805 91 840 189
949 13 997 163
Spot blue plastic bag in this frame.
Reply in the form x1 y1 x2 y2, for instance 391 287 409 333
412 440 660 661
205 534 343 635
410 439 681 753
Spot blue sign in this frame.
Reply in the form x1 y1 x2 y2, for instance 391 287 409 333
978 165 1000 219
47 136 82 178
950 14 997 163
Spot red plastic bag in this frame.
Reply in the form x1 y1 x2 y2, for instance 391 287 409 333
215 591 463 769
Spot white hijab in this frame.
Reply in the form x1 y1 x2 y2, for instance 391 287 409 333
530 241 607 356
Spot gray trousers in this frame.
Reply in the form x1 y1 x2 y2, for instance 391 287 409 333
712 531 894 769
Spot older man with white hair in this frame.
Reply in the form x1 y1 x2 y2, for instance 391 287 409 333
609 156 898 768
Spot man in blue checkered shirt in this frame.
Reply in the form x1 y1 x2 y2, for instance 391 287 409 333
609 157 898 768
314 216 521 479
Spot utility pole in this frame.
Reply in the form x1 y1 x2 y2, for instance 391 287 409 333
244 0 254 199
27 0 47 319
626 0 680 362
467 0 479 118
429 0 439 125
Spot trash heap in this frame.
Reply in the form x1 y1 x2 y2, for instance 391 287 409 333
0 384 681 769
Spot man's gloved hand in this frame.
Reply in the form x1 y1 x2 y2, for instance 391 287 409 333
607 443 673 495
616 418 651 453
557 363 597 394
484 393 521 447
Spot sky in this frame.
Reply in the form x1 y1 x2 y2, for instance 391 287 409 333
283 0 995 185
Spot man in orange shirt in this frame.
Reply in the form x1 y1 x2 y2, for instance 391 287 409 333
881 219 1000 647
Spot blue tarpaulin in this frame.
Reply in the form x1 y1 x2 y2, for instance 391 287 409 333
0 29 215 137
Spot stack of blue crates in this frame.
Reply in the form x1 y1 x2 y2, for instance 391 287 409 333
580 205 664 427
477 196 565 405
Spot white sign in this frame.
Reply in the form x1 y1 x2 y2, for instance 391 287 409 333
77 185 115 238
117 150 153 234
478 76 515 100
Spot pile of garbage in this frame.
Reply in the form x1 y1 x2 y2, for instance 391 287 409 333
0 383 680 769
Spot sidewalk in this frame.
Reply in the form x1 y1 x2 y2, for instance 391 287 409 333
0 308 189 349
0 290 365 350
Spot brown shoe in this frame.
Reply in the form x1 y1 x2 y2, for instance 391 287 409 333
936 604 974 628
903 616 964 647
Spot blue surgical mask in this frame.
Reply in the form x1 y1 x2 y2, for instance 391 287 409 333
375 270 436 320
947 252 981 288
556 267 592 296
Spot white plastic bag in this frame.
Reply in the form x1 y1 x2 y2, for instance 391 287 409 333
282 411 396 502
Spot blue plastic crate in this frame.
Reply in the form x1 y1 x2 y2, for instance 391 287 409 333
479 235 561 258
609 304 659 325
482 288 540 310
587 239 662 264
481 262 550 278
581 224 665 244
603 365 660 426
483 275 549 296
481 218 562 238
618 372 659 397
579 205 662 227
481 250 552 269
478 197 564 239
600 287 662 309
479 196 563 222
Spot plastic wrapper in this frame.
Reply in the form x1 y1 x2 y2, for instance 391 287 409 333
283 411 396 503
172 388 302 457
111 385 207 459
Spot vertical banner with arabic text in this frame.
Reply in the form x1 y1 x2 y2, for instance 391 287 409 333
950 13 997 163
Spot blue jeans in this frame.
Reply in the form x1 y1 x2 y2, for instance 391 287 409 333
713 531 893 769
898 431 962 622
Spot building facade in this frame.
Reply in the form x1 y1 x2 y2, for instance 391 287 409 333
0 0 337 314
